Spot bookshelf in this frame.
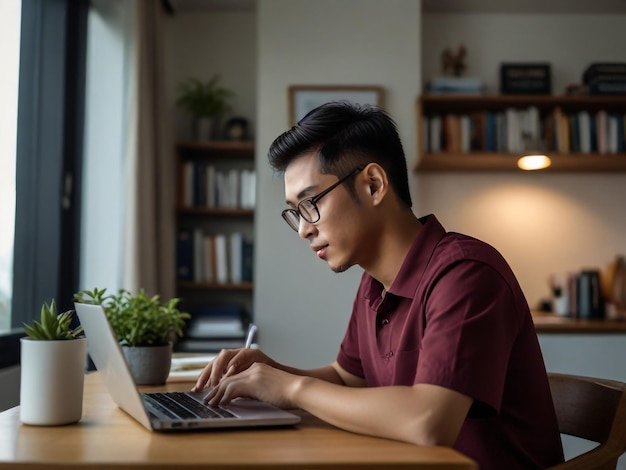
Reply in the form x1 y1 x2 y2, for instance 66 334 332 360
175 140 256 352
415 94 626 172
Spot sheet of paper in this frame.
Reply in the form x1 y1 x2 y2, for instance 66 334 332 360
168 355 215 382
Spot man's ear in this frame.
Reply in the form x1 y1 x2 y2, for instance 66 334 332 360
362 163 388 206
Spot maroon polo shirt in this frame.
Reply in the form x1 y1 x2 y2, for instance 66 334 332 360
337 214 564 470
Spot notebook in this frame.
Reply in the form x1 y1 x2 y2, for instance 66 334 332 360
74 302 301 431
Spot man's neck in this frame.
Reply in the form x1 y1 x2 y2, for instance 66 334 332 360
364 210 422 291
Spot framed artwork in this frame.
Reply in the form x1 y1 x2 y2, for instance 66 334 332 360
288 85 384 125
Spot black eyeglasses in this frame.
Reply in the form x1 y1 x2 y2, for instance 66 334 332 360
281 165 365 232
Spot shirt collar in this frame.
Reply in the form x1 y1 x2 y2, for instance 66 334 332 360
363 214 447 300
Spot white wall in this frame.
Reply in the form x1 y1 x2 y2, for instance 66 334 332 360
255 0 421 368
419 13 626 308
163 10 257 141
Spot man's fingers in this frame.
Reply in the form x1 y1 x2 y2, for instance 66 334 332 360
192 363 214 392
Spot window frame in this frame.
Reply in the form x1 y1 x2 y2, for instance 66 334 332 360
1 0 88 368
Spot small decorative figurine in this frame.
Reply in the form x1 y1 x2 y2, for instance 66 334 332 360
224 117 249 141
441 45 467 77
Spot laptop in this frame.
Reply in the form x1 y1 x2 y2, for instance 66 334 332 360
74 302 301 431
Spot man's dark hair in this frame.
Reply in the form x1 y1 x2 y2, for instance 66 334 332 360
268 101 412 208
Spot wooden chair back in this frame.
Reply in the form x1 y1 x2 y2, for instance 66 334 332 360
547 372 626 470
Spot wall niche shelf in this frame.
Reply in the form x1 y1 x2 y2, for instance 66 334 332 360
415 94 626 173
175 139 256 352
532 311 626 334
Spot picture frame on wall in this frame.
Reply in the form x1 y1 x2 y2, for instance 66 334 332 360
288 85 384 125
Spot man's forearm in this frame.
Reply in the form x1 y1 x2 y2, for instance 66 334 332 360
290 377 470 447
270 361 345 385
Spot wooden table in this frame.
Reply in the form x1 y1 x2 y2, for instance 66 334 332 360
0 373 476 469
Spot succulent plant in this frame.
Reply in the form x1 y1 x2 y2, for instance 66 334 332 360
23 300 84 340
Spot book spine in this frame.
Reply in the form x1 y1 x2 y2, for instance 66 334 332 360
176 229 193 281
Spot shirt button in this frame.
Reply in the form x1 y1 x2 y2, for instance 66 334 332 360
381 318 389 325
388 351 394 357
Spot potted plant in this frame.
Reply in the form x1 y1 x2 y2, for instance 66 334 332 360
74 288 190 385
20 300 86 425
176 75 235 141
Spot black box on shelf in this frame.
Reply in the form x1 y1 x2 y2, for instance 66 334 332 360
500 63 551 95
582 62 626 84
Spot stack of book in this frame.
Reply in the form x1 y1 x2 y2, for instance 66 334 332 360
422 106 541 154
181 163 256 209
176 304 248 352
583 63 626 95
176 230 253 284
425 77 485 95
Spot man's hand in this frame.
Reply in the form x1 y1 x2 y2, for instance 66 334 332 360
203 362 303 408
191 348 276 392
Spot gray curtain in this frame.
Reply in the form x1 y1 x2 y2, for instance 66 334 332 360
122 0 175 300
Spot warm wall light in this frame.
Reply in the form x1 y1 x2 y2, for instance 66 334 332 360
517 154 551 171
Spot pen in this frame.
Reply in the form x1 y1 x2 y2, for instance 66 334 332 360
244 323 257 349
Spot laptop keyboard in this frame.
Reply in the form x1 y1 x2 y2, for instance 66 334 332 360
143 392 238 420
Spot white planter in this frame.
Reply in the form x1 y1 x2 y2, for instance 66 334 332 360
20 337 87 426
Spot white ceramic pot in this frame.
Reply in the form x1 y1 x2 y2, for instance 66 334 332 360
20 337 87 426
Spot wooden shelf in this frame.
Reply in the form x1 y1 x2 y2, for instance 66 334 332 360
532 311 626 334
177 281 253 291
176 139 256 317
419 94 626 112
415 94 626 173
176 140 255 159
177 207 254 217
418 152 626 172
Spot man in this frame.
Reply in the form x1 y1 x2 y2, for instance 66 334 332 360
193 102 564 469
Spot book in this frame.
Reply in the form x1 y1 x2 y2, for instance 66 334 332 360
214 234 229 284
239 169 256 209
176 229 193 281
428 115 442 152
596 110 608 154
241 236 254 282
193 228 204 282
205 165 216 208
443 114 462 153
185 304 246 339
176 338 247 352
425 77 485 94
588 80 626 95
203 235 216 283
229 232 243 284
554 107 570 153
183 162 194 207
577 111 591 153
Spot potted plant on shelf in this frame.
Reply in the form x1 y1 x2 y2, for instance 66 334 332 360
20 300 86 426
176 75 235 141
74 288 190 385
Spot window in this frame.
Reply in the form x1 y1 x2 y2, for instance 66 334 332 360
1 0 88 370
0 0 21 333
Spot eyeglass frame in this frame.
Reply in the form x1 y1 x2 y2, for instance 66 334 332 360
281 165 366 232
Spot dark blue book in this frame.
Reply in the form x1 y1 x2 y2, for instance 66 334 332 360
485 112 496 151
242 237 254 282
176 229 193 281
590 115 598 152
616 114 624 153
